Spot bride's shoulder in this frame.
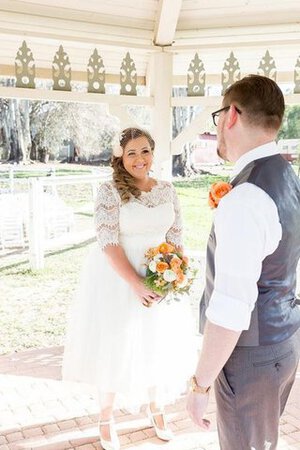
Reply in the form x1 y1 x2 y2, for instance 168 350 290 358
98 180 117 191
156 179 172 189
97 180 120 201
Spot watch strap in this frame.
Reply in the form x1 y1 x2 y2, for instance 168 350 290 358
190 375 211 395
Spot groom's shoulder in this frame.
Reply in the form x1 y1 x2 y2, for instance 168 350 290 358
225 182 273 209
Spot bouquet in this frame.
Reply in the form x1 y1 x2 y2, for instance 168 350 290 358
144 242 197 302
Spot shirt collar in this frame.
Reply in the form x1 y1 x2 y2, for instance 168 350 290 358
231 141 279 178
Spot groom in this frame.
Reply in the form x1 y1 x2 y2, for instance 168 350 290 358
187 74 300 449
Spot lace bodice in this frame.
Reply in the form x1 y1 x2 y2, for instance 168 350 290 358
94 180 183 251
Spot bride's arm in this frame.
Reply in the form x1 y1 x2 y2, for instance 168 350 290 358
166 184 184 252
94 183 159 305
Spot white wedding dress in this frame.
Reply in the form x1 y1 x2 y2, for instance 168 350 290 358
62 179 197 411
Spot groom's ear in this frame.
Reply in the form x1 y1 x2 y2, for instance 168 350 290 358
226 105 238 129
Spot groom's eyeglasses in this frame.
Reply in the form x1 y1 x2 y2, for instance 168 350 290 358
211 106 242 126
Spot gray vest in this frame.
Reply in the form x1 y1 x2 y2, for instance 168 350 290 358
199 154 300 346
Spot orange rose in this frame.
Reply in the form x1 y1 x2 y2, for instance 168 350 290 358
176 270 185 283
156 262 169 273
208 181 232 209
170 257 182 270
159 243 175 254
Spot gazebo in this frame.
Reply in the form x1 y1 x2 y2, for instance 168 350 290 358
0 6 300 449
0 0 300 178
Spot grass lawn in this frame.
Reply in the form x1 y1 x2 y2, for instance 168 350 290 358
174 174 228 250
0 173 228 355
0 243 90 355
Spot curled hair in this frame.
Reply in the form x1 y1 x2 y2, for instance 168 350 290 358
111 127 155 203
224 74 285 130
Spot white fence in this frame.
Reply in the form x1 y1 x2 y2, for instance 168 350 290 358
0 168 112 269
0 166 57 194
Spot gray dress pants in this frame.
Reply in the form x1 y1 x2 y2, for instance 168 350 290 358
215 328 300 450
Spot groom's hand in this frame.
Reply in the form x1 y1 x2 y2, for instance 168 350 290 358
186 391 210 430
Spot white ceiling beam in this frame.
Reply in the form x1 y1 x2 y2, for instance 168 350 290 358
0 28 158 52
171 96 221 107
154 0 182 46
170 23 300 50
0 86 154 105
171 94 300 108
0 11 157 50
0 0 156 24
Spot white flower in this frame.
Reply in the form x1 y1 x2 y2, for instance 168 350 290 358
153 253 163 262
149 261 157 273
112 143 123 157
163 270 177 282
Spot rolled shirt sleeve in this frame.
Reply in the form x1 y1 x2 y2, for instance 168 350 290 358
206 182 282 332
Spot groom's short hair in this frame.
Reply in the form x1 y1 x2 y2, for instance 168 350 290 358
224 75 285 131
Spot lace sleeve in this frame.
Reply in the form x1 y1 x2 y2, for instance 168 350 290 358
94 182 120 251
166 184 183 248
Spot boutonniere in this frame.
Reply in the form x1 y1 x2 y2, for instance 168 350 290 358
208 181 232 209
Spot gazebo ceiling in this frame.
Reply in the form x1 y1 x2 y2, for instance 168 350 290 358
0 0 299 80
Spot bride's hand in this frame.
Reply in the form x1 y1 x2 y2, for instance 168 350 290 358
131 278 161 307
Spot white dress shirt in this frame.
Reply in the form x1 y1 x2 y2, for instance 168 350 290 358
206 142 282 332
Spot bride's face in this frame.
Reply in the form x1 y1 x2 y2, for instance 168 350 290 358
122 136 153 180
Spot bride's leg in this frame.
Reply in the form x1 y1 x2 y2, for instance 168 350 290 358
148 387 167 430
147 387 173 441
99 392 115 441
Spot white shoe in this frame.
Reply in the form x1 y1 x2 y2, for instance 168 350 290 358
99 420 120 450
146 406 174 441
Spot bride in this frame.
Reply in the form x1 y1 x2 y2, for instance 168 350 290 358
62 127 197 450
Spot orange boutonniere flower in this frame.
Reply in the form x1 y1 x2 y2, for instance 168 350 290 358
208 181 232 209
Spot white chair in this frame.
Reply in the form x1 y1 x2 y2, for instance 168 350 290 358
43 194 75 239
0 210 25 248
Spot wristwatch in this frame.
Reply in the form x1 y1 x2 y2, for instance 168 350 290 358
190 375 211 395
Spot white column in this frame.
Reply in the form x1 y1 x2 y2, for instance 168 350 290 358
147 52 173 180
28 178 45 270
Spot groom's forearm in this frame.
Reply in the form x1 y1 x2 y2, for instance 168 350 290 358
194 320 242 387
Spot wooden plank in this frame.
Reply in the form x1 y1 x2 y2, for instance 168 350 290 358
154 0 182 46
0 86 154 105
0 65 147 84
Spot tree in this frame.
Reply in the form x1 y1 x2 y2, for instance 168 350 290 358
29 101 119 162
171 87 204 177
0 77 120 163
278 105 300 140
0 97 11 160
0 78 33 162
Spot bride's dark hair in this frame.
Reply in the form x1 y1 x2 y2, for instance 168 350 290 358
111 127 155 203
